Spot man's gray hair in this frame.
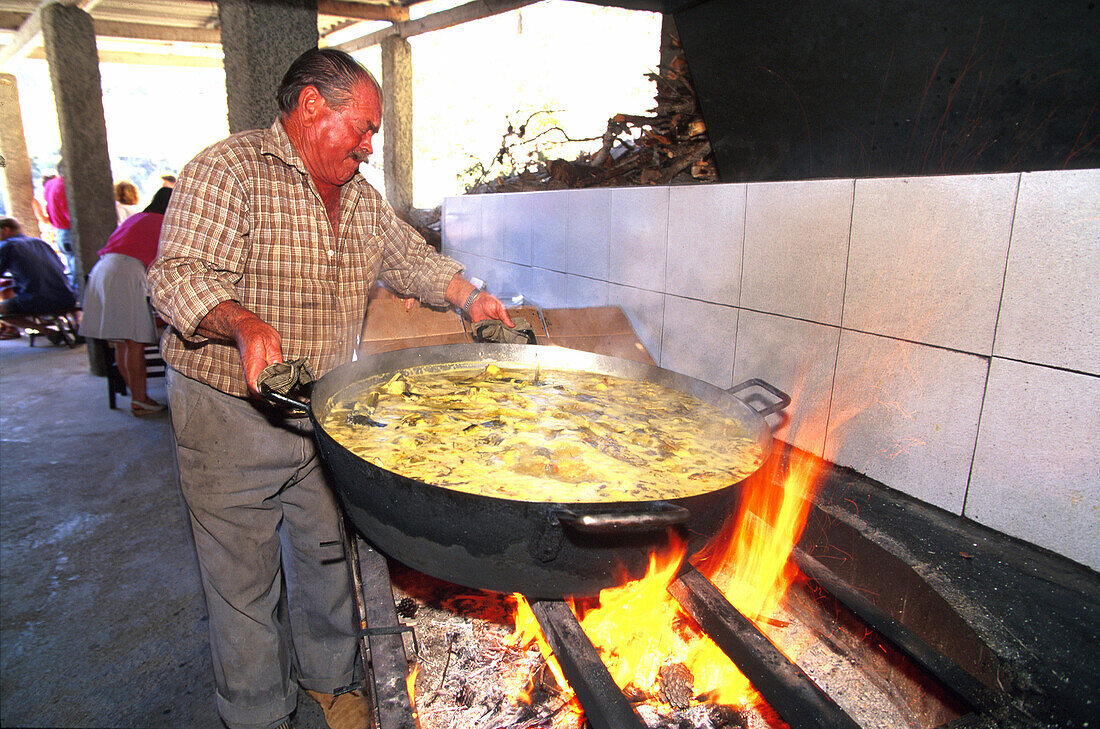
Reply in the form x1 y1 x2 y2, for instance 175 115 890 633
276 48 379 116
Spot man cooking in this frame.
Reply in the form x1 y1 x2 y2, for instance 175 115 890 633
147 48 512 729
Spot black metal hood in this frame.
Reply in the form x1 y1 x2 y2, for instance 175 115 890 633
575 0 1100 182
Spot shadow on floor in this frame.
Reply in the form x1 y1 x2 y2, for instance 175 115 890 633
0 339 327 729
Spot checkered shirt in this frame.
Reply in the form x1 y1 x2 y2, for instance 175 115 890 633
148 120 463 398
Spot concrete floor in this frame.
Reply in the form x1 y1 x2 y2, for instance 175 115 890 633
0 338 327 729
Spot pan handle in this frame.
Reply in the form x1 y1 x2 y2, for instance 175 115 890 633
728 377 791 418
256 359 314 415
259 384 312 414
555 502 691 534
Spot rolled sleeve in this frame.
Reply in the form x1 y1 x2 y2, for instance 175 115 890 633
373 200 464 307
148 151 249 342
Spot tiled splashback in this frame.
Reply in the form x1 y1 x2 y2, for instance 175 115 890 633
442 169 1100 571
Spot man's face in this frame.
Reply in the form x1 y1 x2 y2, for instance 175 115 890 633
304 81 382 187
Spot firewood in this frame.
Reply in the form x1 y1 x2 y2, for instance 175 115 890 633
464 33 716 194
658 662 695 709
709 704 749 728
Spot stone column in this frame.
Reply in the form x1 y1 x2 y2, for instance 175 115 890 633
41 4 116 295
381 35 414 217
218 0 318 133
0 73 40 238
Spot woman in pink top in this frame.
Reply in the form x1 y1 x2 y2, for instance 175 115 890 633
79 187 172 415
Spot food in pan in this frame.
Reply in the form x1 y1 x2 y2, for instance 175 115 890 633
320 361 764 503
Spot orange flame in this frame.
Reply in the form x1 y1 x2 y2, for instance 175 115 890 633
571 448 824 708
406 661 419 718
699 449 822 625
508 595 586 727
502 446 826 716
500 369 831 717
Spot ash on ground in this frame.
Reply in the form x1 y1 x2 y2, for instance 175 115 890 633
387 562 755 729
385 563 923 729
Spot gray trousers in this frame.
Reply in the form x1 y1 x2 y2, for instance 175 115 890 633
166 368 358 729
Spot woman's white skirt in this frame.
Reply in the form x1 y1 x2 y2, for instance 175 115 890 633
79 253 157 343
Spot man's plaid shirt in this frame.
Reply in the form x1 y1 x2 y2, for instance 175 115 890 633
148 120 462 398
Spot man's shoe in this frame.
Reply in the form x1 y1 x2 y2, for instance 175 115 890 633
305 688 372 729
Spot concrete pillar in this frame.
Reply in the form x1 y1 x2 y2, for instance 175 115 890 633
217 0 318 133
381 35 413 216
0 73 41 238
41 3 116 295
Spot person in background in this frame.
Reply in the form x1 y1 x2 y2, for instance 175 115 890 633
114 180 140 224
43 168 75 288
80 187 172 416
148 47 512 729
0 217 77 341
31 174 55 249
159 174 176 188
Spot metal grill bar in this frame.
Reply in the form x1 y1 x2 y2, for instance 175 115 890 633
792 548 998 712
350 533 417 729
669 567 860 729
530 599 648 729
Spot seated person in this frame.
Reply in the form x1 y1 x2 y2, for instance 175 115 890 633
0 217 77 340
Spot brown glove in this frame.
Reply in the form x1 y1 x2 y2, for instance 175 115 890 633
256 358 315 397
473 316 536 344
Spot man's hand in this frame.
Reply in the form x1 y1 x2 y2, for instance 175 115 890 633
467 291 514 328
445 274 514 328
196 300 284 395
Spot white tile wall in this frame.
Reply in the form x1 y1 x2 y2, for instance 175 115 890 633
845 174 1018 354
607 283 665 362
610 186 670 291
562 188 612 279
741 178 854 325
564 275 610 308
498 191 536 266
496 261 536 301
967 358 1100 571
994 169 1100 375
527 189 576 274
666 184 746 305
732 310 842 457
441 194 482 255
524 267 568 310
441 168 1100 568
826 330 989 514
476 191 507 262
659 295 738 389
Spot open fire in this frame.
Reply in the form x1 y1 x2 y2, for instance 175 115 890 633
388 443 900 729
500 444 823 728
361 354 982 729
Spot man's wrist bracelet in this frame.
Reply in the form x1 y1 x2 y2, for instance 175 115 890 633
461 288 481 316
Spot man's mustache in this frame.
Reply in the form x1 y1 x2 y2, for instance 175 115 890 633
351 150 370 163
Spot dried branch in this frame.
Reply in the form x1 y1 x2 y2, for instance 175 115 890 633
464 35 717 194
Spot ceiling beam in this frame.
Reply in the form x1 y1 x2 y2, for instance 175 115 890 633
0 0 94 69
26 46 222 68
317 0 409 23
335 0 539 52
0 11 27 31
93 19 221 44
